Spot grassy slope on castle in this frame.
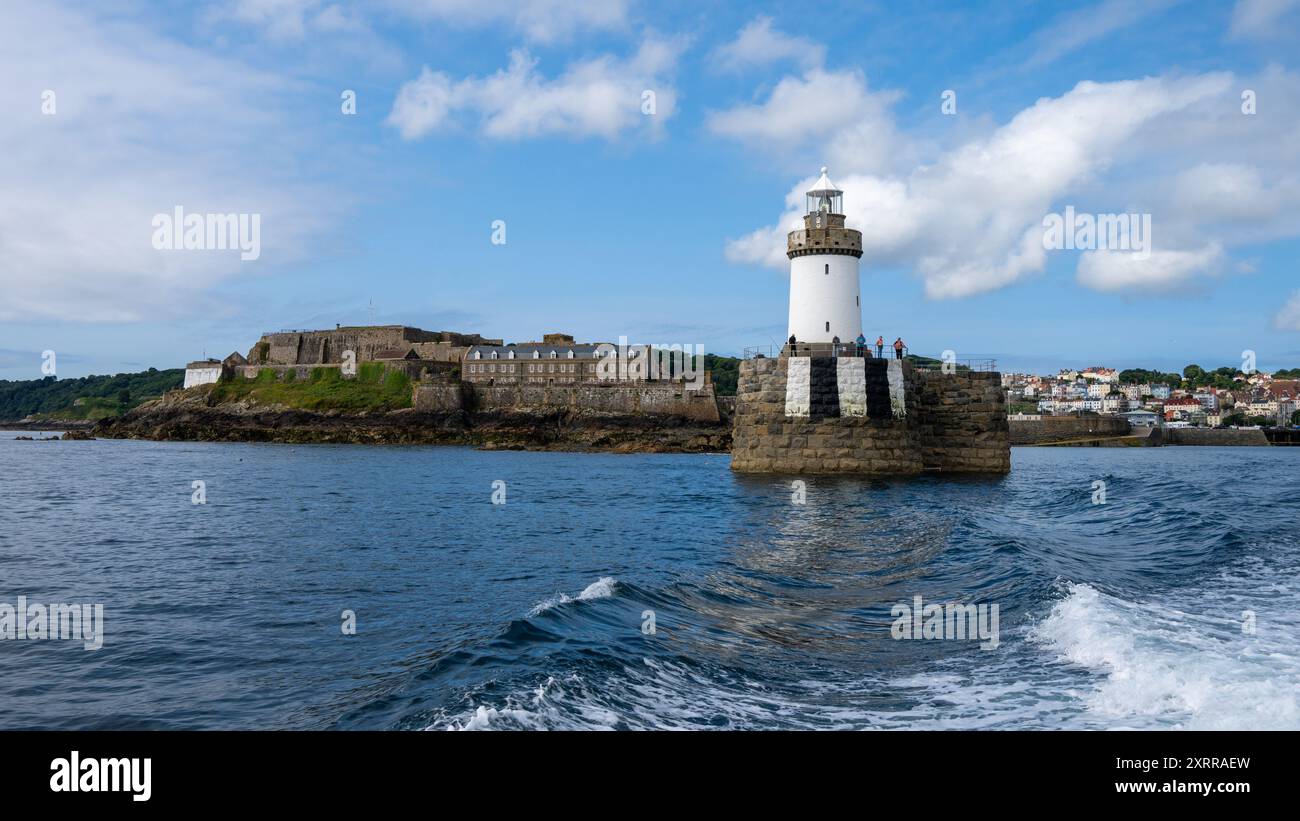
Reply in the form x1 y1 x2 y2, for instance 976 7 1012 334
208 364 413 412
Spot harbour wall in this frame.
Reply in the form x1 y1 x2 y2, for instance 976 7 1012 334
1010 416 1131 445
413 380 721 422
1165 428 1270 446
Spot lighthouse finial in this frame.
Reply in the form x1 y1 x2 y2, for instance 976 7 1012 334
820 165 827 175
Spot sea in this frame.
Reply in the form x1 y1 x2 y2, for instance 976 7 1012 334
1 434 1297 730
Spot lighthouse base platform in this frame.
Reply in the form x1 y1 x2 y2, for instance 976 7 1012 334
730 356 1010 475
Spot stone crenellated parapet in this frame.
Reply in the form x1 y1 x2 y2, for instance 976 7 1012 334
731 356 1009 474
787 217 863 259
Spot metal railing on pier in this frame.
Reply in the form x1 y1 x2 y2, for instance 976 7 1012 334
742 343 996 372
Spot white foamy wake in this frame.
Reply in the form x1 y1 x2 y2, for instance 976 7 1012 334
527 577 618 617
1032 580 1300 729
433 675 621 731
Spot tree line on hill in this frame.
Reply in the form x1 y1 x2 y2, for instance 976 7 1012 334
0 369 184 421
1117 364 1299 392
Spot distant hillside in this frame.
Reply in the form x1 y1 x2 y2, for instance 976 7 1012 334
0 368 184 422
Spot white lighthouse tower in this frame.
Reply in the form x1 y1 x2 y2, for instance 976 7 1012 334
786 167 863 344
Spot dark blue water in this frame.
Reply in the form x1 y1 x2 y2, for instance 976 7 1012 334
2 435 1297 729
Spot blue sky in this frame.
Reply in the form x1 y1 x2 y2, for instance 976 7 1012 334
3 0 1300 380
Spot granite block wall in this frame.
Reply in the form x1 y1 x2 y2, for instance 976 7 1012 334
731 357 1010 474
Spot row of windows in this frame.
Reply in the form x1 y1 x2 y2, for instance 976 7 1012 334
472 349 593 361
468 363 586 374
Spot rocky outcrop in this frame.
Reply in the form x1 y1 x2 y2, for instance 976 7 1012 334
92 388 729 453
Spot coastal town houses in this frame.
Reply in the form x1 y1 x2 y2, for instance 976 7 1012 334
1010 363 1299 428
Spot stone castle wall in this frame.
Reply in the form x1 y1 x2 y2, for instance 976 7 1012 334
413 380 721 422
730 357 1009 474
254 327 497 366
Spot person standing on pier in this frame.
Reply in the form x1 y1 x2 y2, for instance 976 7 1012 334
876 335 884 358
894 338 905 360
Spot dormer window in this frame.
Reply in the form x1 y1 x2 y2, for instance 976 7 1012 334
532 351 540 359
473 351 482 360
566 351 574 359
490 351 498 359
550 351 558 359
507 351 515 359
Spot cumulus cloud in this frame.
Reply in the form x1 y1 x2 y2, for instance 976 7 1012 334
0 0 343 323
723 64 1300 299
1276 290 1300 331
1077 245 1224 292
706 68 906 174
387 36 682 140
711 17 825 72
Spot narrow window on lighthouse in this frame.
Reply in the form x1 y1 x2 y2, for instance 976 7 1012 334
825 321 830 332
824 264 829 275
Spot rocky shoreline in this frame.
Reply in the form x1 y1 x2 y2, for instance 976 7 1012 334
87 389 731 454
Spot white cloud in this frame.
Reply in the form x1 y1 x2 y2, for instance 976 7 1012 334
1077 244 1224 292
0 0 343 324
380 0 630 43
387 36 682 140
711 17 825 72
1229 0 1300 39
727 72 1253 299
1276 290 1300 331
706 68 906 174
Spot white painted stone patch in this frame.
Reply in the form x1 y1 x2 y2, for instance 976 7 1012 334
784 357 810 417
887 359 907 418
837 357 867 417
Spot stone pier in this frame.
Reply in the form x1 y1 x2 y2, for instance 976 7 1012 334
730 356 1009 474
